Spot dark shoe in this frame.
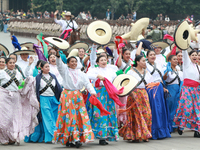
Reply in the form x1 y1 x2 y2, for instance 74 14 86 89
75 141 82 148
194 131 200 137
177 127 183 135
66 142 76 147
99 140 108 145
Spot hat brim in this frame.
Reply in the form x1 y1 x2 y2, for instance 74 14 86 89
97 42 115 50
0 43 9 56
112 74 139 97
14 50 36 55
44 37 70 50
86 20 112 45
66 41 89 53
170 42 193 52
130 18 149 40
174 21 191 50
68 49 79 58
151 41 169 50
20 42 34 50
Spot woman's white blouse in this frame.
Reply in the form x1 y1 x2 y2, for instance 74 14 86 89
0 69 23 91
165 70 183 85
39 73 56 96
182 50 200 82
155 54 167 68
56 57 96 94
127 69 153 89
146 62 165 82
49 64 63 86
87 64 118 86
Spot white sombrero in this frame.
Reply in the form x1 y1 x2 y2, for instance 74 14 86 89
44 37 70 50
130 18 149 40
68 49 78 58
64 11 74 18
189 24 200 42
171 42 193 52
86 20 112 45
112 74 139 97
97 49 106 55
151 41 170 50
20 42 34 50
0 43 9 56
97 42 115 50
174 21 191 50
66 41 89 54
14 48 36 55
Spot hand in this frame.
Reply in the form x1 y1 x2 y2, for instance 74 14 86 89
54 48 60 57
97 75 105 81
118 47 122 54
54 10 58 16
71 30 73 33
164 88 169 93
91 94 97 97
29 56 34 65
129 92 135 99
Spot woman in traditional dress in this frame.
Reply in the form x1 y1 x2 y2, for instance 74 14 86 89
173 50 200 137
176 51 183 71
87 55 120 145
119 55 152 142
136 42 172 140
0 58 39 145
48 54 63 86
163 55 183 131
53 50 96 148
25 58 43 77
0 57 6 70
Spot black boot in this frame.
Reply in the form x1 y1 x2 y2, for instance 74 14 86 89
177 127 183 135
99 140 108 145
194 131 200 137
66 142 76 147
75 141 82 148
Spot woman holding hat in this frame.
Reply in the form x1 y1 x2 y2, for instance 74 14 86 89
136 43 172 140
0 58 39 145
54 10 78 41
87 55 120 145
53 49 96 148
173 50 200 137
119 55 152 142
163 55 183 131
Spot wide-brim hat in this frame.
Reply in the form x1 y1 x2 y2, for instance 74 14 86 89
97 49 106 55
174 20 191 50
0 43 9 56
97 42 115 50
86 20 112 45
14 50 36 55
151 41 170 50
170 42 193 52
68 49 78 58
189 24 200 42
112 74 139 97
44 37 70 50
64 11 74 18
66 41 89 54
20 42 34 50
130 18 149 40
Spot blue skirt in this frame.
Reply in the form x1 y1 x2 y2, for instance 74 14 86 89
166 84 180 129
24 96 59 143
85 86 119 141
146 83 171 140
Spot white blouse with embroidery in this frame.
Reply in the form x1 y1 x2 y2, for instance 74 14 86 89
0 69 23 91
165 70 183 85
56 57 96 94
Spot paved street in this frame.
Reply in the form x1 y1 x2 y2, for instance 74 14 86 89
0 31 200 150
0 131 199 150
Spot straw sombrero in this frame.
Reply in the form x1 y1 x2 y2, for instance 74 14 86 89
97 42 115 50
0 43 9 56
174 21 191 50
86 20 112 45
66 41 89 54
130 18 149 40
189 24 200 42
112 74 139 97
170 42 193 52
20 42 34 50
64 11 74 18
97 49 106 55
44 37 70 50
14 48 36 55
151 41 169 50
67 49 78 58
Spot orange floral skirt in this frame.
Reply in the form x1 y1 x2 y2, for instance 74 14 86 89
53 89 94 145
119 88 152 140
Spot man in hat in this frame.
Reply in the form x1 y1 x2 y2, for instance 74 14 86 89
54 10 78 41
147 24 162 42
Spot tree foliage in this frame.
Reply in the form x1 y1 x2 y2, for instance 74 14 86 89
29 0 200 19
